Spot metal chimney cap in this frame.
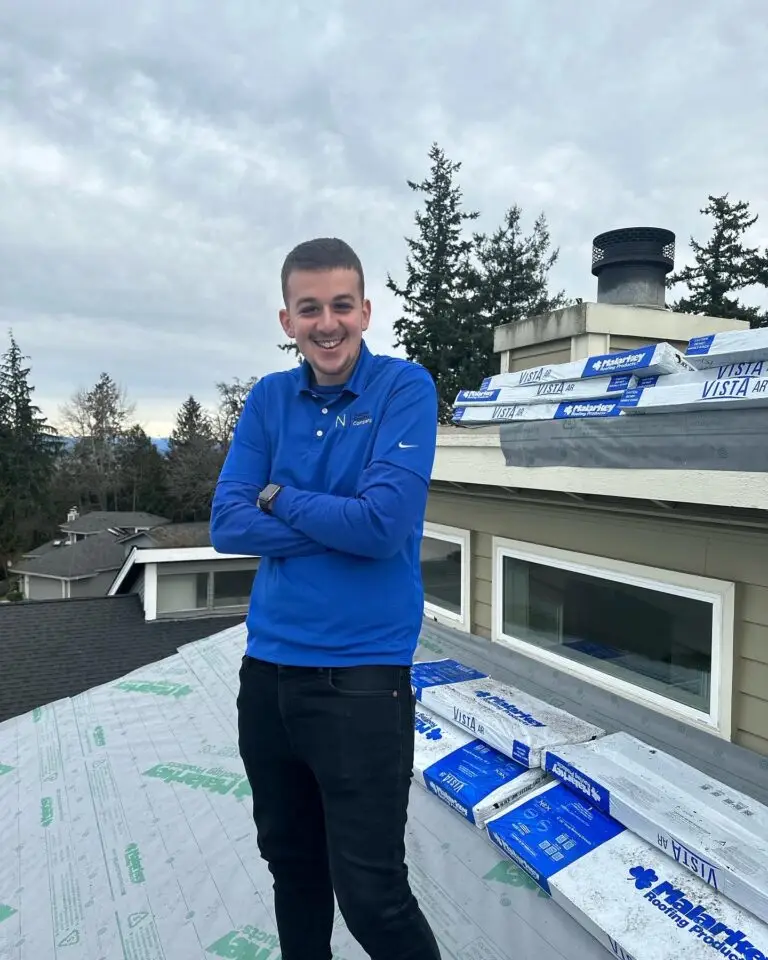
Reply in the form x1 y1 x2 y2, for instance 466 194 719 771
591 227 675 277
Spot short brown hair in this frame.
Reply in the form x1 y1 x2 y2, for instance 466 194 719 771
281 237 365 302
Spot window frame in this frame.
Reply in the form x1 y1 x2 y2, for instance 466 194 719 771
491 536 735 739
421 522 471 633
154 562 260 618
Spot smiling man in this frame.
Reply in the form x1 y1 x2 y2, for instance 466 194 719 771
210 238 441 960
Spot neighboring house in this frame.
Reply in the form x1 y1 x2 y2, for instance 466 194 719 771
8 508 170 600
0 595 244 723
423 229 768 760
109 522 260 621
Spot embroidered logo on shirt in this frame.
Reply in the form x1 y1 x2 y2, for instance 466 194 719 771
398 441 417 448
352 411 373 427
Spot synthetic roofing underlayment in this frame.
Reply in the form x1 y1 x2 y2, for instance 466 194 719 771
0 623 608 960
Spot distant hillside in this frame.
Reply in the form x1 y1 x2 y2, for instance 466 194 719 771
58 437 170 453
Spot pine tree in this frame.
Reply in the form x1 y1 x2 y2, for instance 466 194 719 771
115 425 170 515
0 332 60 576
386 143 480 421
474 207 569 327
166 396 222 522
668 194 768 328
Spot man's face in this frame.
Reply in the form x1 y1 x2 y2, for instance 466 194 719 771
279 268 371 385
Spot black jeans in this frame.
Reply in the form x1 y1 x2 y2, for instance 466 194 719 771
237 655 441 960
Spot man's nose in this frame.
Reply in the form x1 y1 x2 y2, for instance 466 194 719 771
316 306 339 331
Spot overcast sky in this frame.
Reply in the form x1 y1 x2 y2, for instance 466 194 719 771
1 0 766 435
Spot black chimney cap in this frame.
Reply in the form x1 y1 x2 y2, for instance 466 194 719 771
591 227 675 277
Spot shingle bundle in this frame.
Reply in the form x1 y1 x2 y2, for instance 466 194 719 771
452 343 691 425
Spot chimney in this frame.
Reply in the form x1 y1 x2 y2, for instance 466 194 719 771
67 506 79 524
591 227 675 309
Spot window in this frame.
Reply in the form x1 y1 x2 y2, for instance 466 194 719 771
421 523 470 631
156 572 208 615
213 568 256 608
492 538 734 736
156 562 259 616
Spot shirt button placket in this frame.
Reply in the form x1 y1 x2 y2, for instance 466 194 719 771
317 406 329 438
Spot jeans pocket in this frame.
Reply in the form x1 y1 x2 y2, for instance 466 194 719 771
327 665 405 698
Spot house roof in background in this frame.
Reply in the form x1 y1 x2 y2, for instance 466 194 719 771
20 539 60 559
0 595 244 723
122 521 213 549
9 529 128 579
61 510 170 534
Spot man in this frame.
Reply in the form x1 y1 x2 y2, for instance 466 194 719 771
210 237 441 960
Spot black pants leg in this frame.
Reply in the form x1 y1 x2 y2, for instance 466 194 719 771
237 656 441 960
237 656 335 960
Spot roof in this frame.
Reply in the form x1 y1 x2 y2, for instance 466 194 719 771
122 521 213 549
2 620 767 959
9 529 127 579
0 595 244 723
61 510 170 534
0 621 608 960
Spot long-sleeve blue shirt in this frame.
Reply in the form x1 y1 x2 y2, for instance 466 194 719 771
209 341 439 666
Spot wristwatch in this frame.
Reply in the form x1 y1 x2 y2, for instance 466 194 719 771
258 482 282 513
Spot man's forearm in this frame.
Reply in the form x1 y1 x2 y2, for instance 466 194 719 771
210 481 328 558
271 464 428 560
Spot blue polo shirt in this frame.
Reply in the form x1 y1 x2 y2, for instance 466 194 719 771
209 341 438 667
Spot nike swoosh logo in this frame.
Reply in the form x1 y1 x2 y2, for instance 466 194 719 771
398 442 418 448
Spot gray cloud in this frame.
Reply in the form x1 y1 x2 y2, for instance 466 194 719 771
1 0 766 433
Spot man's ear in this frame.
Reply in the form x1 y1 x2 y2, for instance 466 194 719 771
361 298 371 332
279 308 294 338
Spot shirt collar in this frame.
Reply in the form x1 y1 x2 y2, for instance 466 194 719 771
296 340 372 397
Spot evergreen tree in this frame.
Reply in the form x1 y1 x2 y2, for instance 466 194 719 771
0 331 60 576
115 425 170 515
668 194 768 328
386 142 479 421
166 396 222 522
473 206 569 327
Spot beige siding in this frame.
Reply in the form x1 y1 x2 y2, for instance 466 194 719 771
426 491 768 757
506 340 571 371
610 333 690 354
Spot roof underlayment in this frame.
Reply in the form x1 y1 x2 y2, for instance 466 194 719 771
0 622 608 960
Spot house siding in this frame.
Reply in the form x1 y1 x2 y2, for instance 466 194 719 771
70 570 120 598
25 576 64 601
609 333 689 354
426 490 768 757
504 340 571 372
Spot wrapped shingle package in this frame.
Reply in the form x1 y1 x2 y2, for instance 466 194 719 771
685 327 768 369
543 731 768 924
453 399 623 425
413 704 546 827
636 359 768 388
454 374 633 407
480 342 692 389
620 375 768 413
410 658 604 768
486 779 768 960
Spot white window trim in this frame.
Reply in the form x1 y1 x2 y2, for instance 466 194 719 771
491 536 735 739
422 522 471 633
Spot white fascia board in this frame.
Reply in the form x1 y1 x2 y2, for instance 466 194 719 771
432 436 768 511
